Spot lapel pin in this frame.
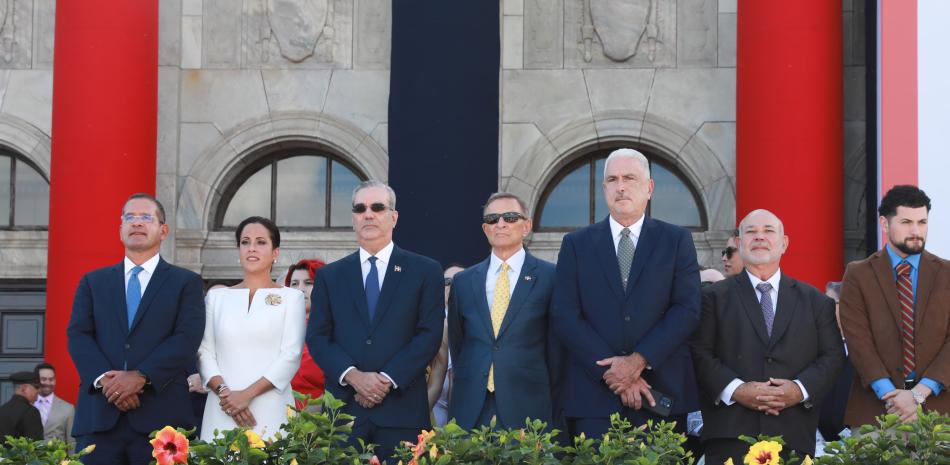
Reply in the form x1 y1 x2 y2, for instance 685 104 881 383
394 265 402 272
524 275 533 281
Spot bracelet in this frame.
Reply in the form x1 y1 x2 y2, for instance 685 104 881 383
216 383 229 394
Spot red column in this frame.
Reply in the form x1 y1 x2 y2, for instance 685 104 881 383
736 1 843 288
46 1 158 403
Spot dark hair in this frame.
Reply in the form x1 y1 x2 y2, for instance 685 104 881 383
124 193 166 224
235 216 281 248
878 185 931 218
444 262 465 272
482 192 529 216
34 362 54 373
284 259 326 286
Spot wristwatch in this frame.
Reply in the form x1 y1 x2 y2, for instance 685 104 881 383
911 389 926 405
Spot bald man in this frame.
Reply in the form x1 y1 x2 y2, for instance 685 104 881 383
690 209 844 464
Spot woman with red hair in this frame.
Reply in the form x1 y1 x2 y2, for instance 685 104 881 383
285 259 327 407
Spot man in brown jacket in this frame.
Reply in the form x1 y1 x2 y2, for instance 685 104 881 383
840 185 950 427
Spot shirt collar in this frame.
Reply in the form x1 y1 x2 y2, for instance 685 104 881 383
359 241 395 265
746 268 781 291
37 393 54 404
124 253 160 276
885 243 921 270
609 214 645 241
489 248 526 276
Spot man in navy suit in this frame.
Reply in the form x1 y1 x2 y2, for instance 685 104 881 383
447 192 557 430
67 193 205 465
552 148 701 438
308 180 444 463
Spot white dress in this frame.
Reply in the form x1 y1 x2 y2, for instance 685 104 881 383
198 287 306 440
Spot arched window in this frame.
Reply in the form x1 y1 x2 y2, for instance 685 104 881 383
0 150 49 229
536 149 706 231
216 152 366 229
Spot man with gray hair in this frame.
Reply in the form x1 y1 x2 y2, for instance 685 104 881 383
552 147 701 438
307 180 444 463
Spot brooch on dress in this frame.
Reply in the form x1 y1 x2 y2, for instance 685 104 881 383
265 293 282 306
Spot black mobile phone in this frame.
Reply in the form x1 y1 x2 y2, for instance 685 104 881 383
644 388 674 417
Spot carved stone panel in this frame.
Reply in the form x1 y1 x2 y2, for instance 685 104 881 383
0 0 33 70
267 0 329 62
244 0 353 69
355 0 391 68
677 0 717 67
33 0 55 69
524 0 563 69
564 0 675 68
203 0 243 67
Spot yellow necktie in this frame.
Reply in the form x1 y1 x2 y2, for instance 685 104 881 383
488 262 510 392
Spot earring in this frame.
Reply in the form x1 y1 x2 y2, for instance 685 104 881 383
273 260 277 264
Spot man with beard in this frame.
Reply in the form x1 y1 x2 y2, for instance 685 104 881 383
840 185 950 425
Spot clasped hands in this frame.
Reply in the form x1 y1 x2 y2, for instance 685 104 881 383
597 353 655 410
100 370 146 412
883 386 930 423
345 369 392 409
732 378 803 416
218 387 257 427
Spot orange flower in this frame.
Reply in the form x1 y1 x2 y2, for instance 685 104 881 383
150 426 189 465
743 441 782 465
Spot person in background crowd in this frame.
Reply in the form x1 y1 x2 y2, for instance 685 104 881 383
840 185 950 426
67 193 205 465
430 263 465 427
818 281 854 443
691 209 844 464
552 148 701 438
286 258 328 408
34 362 76 451
448 193 558 429
198 216 306 440
721 229 743 277
0 371 43 441
700 266 726 287
307 180 443 463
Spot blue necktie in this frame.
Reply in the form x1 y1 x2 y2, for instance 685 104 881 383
365 257 380 321
127 266 144 329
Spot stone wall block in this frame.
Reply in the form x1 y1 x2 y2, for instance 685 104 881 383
262 69 333 112
323 69 389 136
501 122 545 176
355 0 391 69
32 0 55 69
717 13 735 67
677 0 717 67
203 0 242 67
503 15 524 69
523 0 562 69
2 70 51 133
181 15 202 69
179 70 270 132
584 68 654 114
157 66 181 175
160 0 182 66
502 70 591 136
645 68 734 134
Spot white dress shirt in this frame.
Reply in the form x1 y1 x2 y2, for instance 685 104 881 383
340 242 398 388
719 269 810 405
485 248 525 302
609 214 645 253
34 393 54 425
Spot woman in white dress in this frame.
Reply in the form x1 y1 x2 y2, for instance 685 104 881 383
198 216 306 440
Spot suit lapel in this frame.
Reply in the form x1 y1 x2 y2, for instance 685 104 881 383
471 259 495 341
769 275 799 347
370 246 405 331
624 217 657 301
343 252 372 328
130 259 172 332
111 263 130 333
914 251 939 328
735 272 770 346
592 218 625 301
870 250 903 330
497 253 537 339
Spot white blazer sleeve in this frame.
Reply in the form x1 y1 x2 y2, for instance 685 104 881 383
197 290 223 384
261 289 306 393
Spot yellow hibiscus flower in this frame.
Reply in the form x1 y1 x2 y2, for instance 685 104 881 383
744 440 782 465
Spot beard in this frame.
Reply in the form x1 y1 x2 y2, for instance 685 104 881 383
892 235 926 256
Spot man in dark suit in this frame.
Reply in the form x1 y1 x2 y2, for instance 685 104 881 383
817 281 854 442
67 193 205 465
552 148 701 438
840 185 950 426
691 209 845 464
308 180 444 463
448 192 557 429
0 371 43 441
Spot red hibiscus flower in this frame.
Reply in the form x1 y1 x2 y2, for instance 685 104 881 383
150 426 189 465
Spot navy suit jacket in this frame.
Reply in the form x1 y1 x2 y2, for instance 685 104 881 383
307 246 444 429
552 216 701 418
447 252 557 429
66 258 205 436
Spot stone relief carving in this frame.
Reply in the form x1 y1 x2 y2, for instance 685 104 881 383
254 0 336 64
0 0 18 64
583 0 659 63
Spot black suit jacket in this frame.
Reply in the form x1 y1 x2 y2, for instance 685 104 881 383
307 246 444 429
0 394 43 440
690 272 845 454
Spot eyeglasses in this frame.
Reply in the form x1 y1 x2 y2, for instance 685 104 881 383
443 277 454 287
121 214 158 224
483 212 526 225
721 246 737 259
352 202 389 214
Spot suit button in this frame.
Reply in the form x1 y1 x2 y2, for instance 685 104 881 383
624 316 631 322
483 372 489 377
766 357 773 363
365 339 372 345
125 344 130 349
493 345 499 351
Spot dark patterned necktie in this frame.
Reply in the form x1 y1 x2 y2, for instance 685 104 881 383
896 262 915 375
618 228 634 293
756 282 775 336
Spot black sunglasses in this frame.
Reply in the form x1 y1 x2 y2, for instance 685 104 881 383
721 246 737 259
483 212 526 225
443 277 454 287
352 202 389 214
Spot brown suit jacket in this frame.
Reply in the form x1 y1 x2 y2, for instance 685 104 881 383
839 249 950 426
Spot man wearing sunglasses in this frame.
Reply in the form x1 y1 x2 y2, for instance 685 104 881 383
552 148 701 439
307 180 444 463
447 193 558 430
721 230 743 277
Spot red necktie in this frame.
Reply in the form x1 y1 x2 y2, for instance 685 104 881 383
896 262 915 375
